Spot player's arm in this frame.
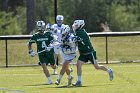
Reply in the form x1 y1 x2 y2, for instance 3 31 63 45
27 36 36 57
27 41 33 51
49 32 61 47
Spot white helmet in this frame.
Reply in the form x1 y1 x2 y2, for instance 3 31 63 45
61 25 70 38
73 20 85 29
36 20 45 31
56 15 64 21
56 15 64 26
46 23 52 30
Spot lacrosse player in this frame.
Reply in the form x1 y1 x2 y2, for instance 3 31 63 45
51 15 66 74
55 25 77 86
27 20 57 85
72 20 114 87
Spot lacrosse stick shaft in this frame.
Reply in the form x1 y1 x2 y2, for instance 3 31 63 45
36 46 53 55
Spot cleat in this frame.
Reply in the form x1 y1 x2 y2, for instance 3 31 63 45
109 69 114 81
72 81 82 87
55 79 60 85
68 76 74 86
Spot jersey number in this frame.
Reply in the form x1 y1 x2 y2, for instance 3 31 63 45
42 41 47 48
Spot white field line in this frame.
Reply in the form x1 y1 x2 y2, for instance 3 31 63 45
0 88 24 93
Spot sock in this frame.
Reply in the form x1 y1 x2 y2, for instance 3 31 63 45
78 75 81 82
58 74 63 80
107 69 111 73
48 77 52 82
54 69 57 72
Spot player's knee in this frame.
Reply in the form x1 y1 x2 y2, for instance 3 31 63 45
76 62 82 68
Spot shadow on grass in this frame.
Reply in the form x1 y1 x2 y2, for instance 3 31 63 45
24 83 116 89
55 85 88 88
24 83 88 88
51 74 58 75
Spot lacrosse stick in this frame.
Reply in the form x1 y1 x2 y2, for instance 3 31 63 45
35 46 53 55
35 40 62 55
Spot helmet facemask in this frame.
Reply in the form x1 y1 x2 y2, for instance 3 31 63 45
56 15 64 26
72 20 85 31
36 20 46 34
61 25 70 39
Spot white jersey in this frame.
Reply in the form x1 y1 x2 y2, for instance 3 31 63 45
51 24 65 43
61 33 77 55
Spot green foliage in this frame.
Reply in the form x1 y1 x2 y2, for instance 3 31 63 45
16 6 27 34
0 12 20 35
109 3 140 31
0 0 140 35
35 0 55 23
0 6 26 35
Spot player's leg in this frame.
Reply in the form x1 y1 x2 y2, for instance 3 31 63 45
54 53 59 65
90 52 114 81
73 54 88 86
65 54 76 85
72 60 83 86
41 63 52 84
39 55 52 85
55 60 69 85
52 53 57 74
93 62 114 81
53 46 60 74
65 62 74 86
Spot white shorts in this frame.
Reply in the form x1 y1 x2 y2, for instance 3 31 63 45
62 53 76 61
54 45 60 54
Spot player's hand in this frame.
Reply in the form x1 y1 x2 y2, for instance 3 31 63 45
46 48 51 51
76 36 83 42
72 36 83 42
28 50 36 57
45 46 53 52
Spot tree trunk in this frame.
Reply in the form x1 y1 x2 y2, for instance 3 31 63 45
26 0 35 34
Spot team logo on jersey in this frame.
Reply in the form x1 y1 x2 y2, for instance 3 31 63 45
37 38 48 41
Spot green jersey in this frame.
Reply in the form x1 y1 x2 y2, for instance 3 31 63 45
28 31 54 55
75 29 94 54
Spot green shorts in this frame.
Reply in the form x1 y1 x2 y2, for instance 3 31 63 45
78 51 97 64
38 53 55 65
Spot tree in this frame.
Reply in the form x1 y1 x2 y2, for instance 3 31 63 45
26 0 35 34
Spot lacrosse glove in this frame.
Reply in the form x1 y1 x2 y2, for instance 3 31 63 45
28 50 36 57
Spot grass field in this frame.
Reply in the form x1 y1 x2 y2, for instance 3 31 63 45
0 63 140 93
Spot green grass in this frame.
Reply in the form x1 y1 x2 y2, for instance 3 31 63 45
0 63 140 93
